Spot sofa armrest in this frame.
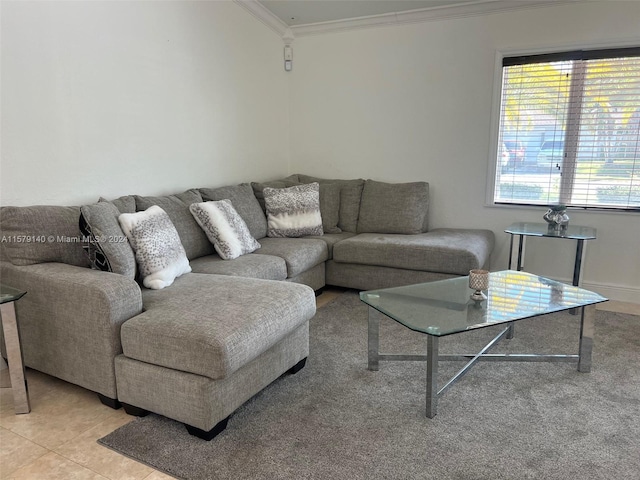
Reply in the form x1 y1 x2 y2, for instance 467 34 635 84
0 261 143 398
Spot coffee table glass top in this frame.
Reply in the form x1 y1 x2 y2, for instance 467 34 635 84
0 284 27 305
505 222 597 240
360 271 607 337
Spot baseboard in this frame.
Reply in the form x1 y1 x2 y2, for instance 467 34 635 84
580 281 640 305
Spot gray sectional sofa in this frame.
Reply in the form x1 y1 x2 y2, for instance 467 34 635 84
0 174 494 440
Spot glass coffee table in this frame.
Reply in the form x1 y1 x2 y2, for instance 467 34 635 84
360 271 607 418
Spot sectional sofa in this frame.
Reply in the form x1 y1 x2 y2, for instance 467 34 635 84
0 174 494 440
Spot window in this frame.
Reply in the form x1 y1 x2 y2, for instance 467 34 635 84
493 47 640 211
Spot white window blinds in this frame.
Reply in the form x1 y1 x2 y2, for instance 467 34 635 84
494 47 640 211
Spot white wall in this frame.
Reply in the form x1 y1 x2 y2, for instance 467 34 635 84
289 2 640 302
0 1 288 206
1 1 638 302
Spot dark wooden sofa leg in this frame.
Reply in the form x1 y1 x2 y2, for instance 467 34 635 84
185 416 229 441
121 402 150 417
314 287 324 297
97 393 121 410
288 357 307 374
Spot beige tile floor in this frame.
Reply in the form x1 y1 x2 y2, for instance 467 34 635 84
0 289 637 479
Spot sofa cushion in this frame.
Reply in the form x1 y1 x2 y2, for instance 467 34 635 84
98 195 136 214
135 191 213 260
297 175 364 233
316 183 341 234
190 254 287 281
119 206 192 289
253 181 342 234
256 237 329 278
264 183 324 238
357 180 429 234
189 200 260 260
0 205 89 267
305 232 356 259
332 229 495 276
198 184 267 240
79 202 136 278
251 179 299 210
122 274 315 380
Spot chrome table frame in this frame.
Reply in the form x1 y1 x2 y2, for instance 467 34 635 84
367 304 596 418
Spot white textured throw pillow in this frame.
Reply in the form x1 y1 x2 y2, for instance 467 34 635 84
118 205 191 290
189 200 261 260
263 182 324 238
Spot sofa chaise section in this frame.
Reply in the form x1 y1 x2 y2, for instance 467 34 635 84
328 228 495 290
115 274 315 438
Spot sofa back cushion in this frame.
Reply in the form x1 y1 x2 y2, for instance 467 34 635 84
98 195 136 214
0 205 89 267
199 184 268 240
135 190 214 261
297 175 364 233
356 180 429 234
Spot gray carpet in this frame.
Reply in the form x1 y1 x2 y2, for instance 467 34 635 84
99 291 640 480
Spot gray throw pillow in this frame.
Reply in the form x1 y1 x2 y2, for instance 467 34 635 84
252 180 342 234
119 206 191 290
135 190 213 261
189 200 261 260
80 202 136 278
357 180 429 234
263 183 324 238
199 184 268 240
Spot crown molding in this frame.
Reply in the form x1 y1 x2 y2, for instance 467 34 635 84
236 0 582 41
233 0 292 40
293 0 582 38
292 0 582 37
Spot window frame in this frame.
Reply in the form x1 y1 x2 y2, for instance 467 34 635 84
485 42 640 214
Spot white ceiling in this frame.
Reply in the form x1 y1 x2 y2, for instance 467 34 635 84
258 0 503 26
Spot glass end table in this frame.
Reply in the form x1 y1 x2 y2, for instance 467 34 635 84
1 284 30 414
505 222 597 288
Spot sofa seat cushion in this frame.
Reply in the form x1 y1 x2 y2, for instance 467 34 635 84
190 253 287 281
332 228 495 276
305 232 356 259
121 274 315 380
255 237 329 278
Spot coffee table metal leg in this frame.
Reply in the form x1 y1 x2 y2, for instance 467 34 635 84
426 335 439 418
506 322 515 339
367 307 380 371
578 304 595 373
